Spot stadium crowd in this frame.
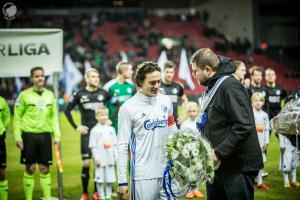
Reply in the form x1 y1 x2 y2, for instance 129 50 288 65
1 9 300 200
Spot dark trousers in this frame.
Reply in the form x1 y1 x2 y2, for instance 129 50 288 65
206 173 255 200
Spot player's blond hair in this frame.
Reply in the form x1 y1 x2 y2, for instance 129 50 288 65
84 68 99 79
187 101 199 111
251 92 265 103
95 105 108 116
116 62 132 74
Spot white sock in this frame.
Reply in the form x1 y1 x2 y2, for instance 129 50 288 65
257 170 263 185
96 183 105 199
106 183 112 198
291 169 297 183
283 172 289 185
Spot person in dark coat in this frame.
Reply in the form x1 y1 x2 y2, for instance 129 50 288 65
190 48 263 200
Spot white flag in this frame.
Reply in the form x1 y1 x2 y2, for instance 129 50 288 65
84 60 91 69
157 50 168 72
46 75 53 86
63 54 83 97
120 51 128 62
15 77 23 93
179 49 195 90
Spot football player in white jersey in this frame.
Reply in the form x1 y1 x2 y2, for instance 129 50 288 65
117 61 180 200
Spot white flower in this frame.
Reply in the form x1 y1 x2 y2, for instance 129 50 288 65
187 142 197 151
185 168 197 182
193 159 202 170
171 150 180 160
191 148 199 156
176 140 183 149
167 139 175 147
183 131 192 137
182 146 190 158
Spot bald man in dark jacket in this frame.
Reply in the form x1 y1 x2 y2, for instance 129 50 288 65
191 48 263 200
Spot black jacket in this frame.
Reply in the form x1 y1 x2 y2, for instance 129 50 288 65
203 56 263 175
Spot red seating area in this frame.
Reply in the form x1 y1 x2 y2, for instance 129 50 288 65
150 16 214 49
91 16 299 93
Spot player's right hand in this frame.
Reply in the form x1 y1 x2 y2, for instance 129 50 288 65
76 125 89 135
16 141 24 150
118 186 128 200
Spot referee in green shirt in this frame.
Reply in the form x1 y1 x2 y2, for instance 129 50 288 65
0 96 10 200
14 66 61 200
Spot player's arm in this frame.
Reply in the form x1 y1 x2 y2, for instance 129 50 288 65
89 129 101 166
64 94 79 130
50 94 61 143
13 93 26 149
117 106 131 198
281 88 288 108
64 93 88 134
1 98 10 129
167 97 178 135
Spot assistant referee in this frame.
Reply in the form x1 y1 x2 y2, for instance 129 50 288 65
14 66 61 200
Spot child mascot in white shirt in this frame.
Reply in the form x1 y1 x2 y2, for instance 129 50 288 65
251 92 270 190
89 106 117 200
279 133 300 188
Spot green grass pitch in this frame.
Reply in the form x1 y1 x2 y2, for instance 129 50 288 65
5 112 300 199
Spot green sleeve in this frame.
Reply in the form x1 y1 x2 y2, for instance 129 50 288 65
13 93 26 141
51 96 61 141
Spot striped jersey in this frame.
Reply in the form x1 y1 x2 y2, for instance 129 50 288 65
117 91 177 185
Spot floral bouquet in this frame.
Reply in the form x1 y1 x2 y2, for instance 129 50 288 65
163 129 214 198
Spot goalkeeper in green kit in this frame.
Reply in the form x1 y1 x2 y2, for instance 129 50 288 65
14 66 61 200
